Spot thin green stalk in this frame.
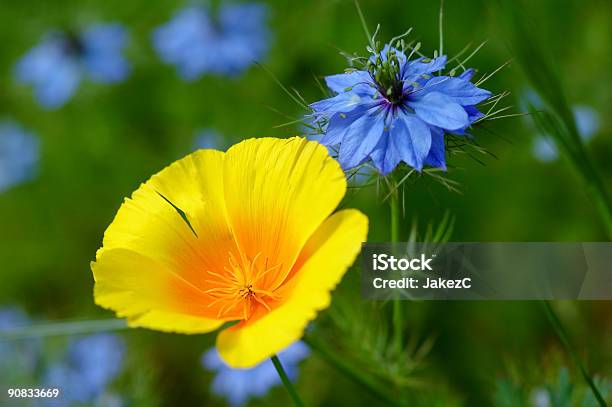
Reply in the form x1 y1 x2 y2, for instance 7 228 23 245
390 188 400 243
542 301 607 407
499 1 612 239
354 0 373 49
438 0 444 57
582 162 612 240
303 335 401 406
271 355 306 407
0 319 128 341
532 109 612 240
390 185 403 354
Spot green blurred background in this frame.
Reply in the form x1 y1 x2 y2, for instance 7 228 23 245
1 0 611 405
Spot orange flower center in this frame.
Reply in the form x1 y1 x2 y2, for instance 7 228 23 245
205 251 282 320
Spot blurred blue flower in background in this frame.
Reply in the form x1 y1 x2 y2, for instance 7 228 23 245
0 121 39 193
532 137 559 163
14 23 130 109
310 45 491 175
194 128 228 151
44 333 125 405
519 90 600 163
530 388 551 407
532 106 600 162
0 307 41 385
572 106 600 141
152 3 270 80
202 341 309 406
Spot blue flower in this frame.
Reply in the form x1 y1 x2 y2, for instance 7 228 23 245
152 4 270 80
532 106 600 163
202 341 309 406
522 89 601 162
572 106 600 142
43 333 125 405
0 120 39 193
530 388 550 407
194 129 228 151
0 307 41 381
310 45 491 175
532 137 559 163
14 23 130 109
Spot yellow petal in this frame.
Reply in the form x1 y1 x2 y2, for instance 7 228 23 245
93 248 223 333
216 209 368 367
222 137 347 291
93 149 239 329
92 137 370 348
99 149 231 270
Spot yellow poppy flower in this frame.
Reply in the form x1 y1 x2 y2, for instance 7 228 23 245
92 137 368 367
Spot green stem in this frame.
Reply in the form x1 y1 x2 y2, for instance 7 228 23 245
0 319 128 341
354 0 373 49
390 188 400 243
303 335 401 406
438 0 444 57
542 301 606 407
271 355 306 407
389 186 403 354
584 166 612 240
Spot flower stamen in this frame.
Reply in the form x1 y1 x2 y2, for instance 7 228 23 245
204 251 282 320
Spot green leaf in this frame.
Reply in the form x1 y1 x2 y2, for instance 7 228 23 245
156 191 198 238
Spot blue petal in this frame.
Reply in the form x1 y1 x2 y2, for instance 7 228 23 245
0 307 40 377
324 70 373 94
153 4 271 79
369 131 399 175
573 105 600 141
45 363 86 403
423 127 447 170
202 341 308 407
336 106 388 170
519 88 544 111
83 55 130 83
458 68 475 81
14 38 63 85
82 23 130 83
81 24 128 54
214 3 271 76
67 334 125 391
35 58 81 109
321 102 378 146
152 7 210 64
391 113 432 171
409 92 469 131
201 348 225 371
14 37 81 108
219 3 269 35
310 91 373 117
212 371 253 406
419 76 491 105
402 55 447 80
42 334 125 404
194 129 227 150
278 341 310 364
0 121 39 192
448 106 484 135
213 32 269 76
151 6 215 80
465 105 485 123
532 136 558 162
